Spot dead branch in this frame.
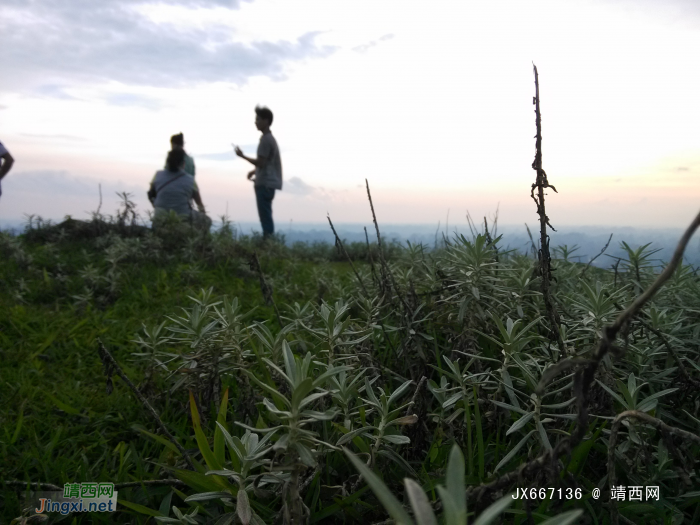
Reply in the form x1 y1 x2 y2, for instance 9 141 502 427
580 233 613 278
115 479 188 490
3 481 62 491
249 251 283 327
524 223 537 257
529 64 566 360
607 410 700 525
327 215 369 296
365 179 411 316
466 207 700 508
364 226 379 288
405 376 426 417
97 339 195 470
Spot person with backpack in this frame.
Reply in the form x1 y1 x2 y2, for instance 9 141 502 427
149 148 211 231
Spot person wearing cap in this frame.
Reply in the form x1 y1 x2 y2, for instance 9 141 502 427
149 148 211 231
234 106 283 240
0 140 14 200
167 133 195 177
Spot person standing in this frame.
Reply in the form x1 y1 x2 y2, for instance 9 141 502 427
0 140 15 200
167 133 195 177
234 106 283 239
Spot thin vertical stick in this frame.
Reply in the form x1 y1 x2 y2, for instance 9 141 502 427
97 339 195 470
327 215 369 296
364 226 379 288
250 251 283 327
530 64 566 360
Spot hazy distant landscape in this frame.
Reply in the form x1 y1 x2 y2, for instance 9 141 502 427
4 217 698 267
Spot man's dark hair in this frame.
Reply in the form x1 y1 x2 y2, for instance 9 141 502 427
166 148 186 172
255 106 273 125
170 133 184 146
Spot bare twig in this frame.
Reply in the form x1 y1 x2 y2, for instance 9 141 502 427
327 215 369 296
581 233 613 278
364 226 379 288
405 376 426 417
97 339 195 470
529 64 566 361
250 251 283 327
3 481 62 491
607 410 700 525
524 223 537 257
365 179 411 315
115 479 188 490
611 300 700 388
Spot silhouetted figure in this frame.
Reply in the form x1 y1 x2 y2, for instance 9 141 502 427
0 140 14 201
149 149 211 231
234 106 283 240
167 133 195 177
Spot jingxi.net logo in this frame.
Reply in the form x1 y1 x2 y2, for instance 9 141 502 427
32 483 118 516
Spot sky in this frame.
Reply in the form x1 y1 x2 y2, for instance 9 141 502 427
1 0 699 230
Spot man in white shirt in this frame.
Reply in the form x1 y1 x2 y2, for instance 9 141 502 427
0 141 14 200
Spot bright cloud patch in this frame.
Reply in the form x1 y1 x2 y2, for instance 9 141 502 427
1 0 339 90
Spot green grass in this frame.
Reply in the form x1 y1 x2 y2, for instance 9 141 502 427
1 214 699 524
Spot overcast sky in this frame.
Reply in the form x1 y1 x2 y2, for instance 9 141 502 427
1 0 698 229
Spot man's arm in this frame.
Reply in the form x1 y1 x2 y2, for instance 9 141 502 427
192 190 205 212
0 153 14 180
191 181 205 212
234 146 268 169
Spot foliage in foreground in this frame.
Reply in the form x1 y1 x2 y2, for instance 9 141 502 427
1 206 700 524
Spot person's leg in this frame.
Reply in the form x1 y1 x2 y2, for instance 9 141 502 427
264 187 275 237
255 186 275 238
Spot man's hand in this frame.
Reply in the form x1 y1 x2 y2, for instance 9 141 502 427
234 146 244 158
247 169 256 181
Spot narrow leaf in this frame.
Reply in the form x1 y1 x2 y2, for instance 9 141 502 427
344 448 415 525
506 412 535 436
471 493 516 525
404 479 438 525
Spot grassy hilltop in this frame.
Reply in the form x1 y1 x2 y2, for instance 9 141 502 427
1 204 700 524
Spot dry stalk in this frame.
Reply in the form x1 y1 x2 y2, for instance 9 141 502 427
365 179 391 299
97 339 195 470
114 479 187 490
365 180 410 311
580 233 613 278
250 251 283 327
364 226 379 288
610 300 700 389
327 215 369 296
607 410 700 525
405 376 426 417
3 481 62 491
530 64 566 361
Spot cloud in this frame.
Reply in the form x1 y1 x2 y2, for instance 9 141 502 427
34 84 79 100
284 176 316 196
1 1 339 90
352 33 395 53
2 170 142 198
197 151 236 161
105 93 164 110
19 133 87 142
676 166 689 171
